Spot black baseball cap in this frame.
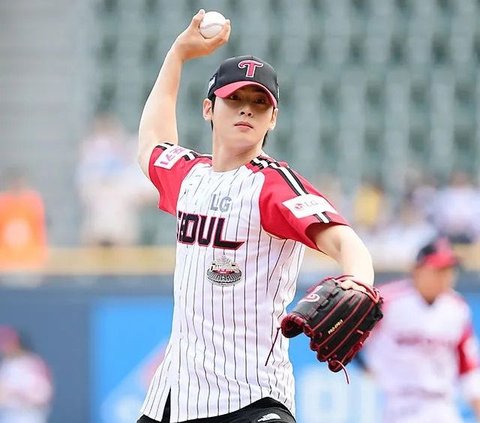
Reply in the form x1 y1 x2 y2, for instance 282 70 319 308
415 238 459 269
207 55 279 107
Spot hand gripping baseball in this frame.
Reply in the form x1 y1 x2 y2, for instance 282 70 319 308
172 9 231 62
281 275 383 374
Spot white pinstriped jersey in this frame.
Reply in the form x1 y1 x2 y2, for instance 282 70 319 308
363 279 480 423
141 143 348 422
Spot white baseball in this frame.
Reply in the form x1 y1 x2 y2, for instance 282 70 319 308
199 11 226 39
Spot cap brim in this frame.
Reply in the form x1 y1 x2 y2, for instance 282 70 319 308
214 81 277 107
421 253 459 269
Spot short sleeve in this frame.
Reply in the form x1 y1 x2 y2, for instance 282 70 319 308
259 165 348 250
457 320 480 375
148 143 211 215
457 315 480 399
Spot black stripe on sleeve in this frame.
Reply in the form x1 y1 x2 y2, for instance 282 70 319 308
265 163 333 225
158 142 174 150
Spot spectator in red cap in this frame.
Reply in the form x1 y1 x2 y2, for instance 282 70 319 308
0 326 53 423
358 238 480 423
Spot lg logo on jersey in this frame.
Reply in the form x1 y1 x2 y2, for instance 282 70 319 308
154 145 187 169
177 211 244 249
283 194 338 221
210 194 232 212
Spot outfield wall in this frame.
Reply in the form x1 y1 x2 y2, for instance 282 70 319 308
0 272 479 423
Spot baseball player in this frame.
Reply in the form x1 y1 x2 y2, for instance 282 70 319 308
0 326 53 423
361 238 480 423
136 10 375 423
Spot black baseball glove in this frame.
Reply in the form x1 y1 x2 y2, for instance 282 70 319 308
281 275 383 373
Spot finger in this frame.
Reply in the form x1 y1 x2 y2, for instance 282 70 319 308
340 280 367 293
206 20 231 46
223 19 232 40
190 9 205 27
205 19 231 47
340 280 353 290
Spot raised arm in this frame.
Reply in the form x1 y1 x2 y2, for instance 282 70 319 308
137 10 231 176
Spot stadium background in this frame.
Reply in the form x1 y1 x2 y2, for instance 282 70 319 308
1 0 480 422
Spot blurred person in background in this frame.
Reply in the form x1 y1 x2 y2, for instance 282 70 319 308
76 112 156 246
366 198 438 269
0 326 53 423
408 172 439 227
352 177 389 235
0 168 47 271
360 238 480 423
432 171 480 245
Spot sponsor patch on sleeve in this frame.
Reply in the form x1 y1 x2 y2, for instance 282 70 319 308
154 145 189 169
282 194 338 219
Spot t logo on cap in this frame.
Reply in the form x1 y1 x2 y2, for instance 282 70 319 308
238 60 264 78
207 55 279 107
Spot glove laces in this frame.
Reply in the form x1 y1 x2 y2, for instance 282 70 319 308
264 329 350 385
329 360 350 384
265 327 281 366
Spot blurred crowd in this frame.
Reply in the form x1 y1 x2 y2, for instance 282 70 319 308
72 112 480 258
347 170 480 267
0 169 47 272
75 113 157 247
1 112 480 271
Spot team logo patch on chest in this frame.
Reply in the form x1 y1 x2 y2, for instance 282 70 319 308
207 255 242 286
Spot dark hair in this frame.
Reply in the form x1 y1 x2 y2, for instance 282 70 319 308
209 96 270 147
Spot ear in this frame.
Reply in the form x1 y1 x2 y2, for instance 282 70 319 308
269 107 278 130
203 98 213 121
